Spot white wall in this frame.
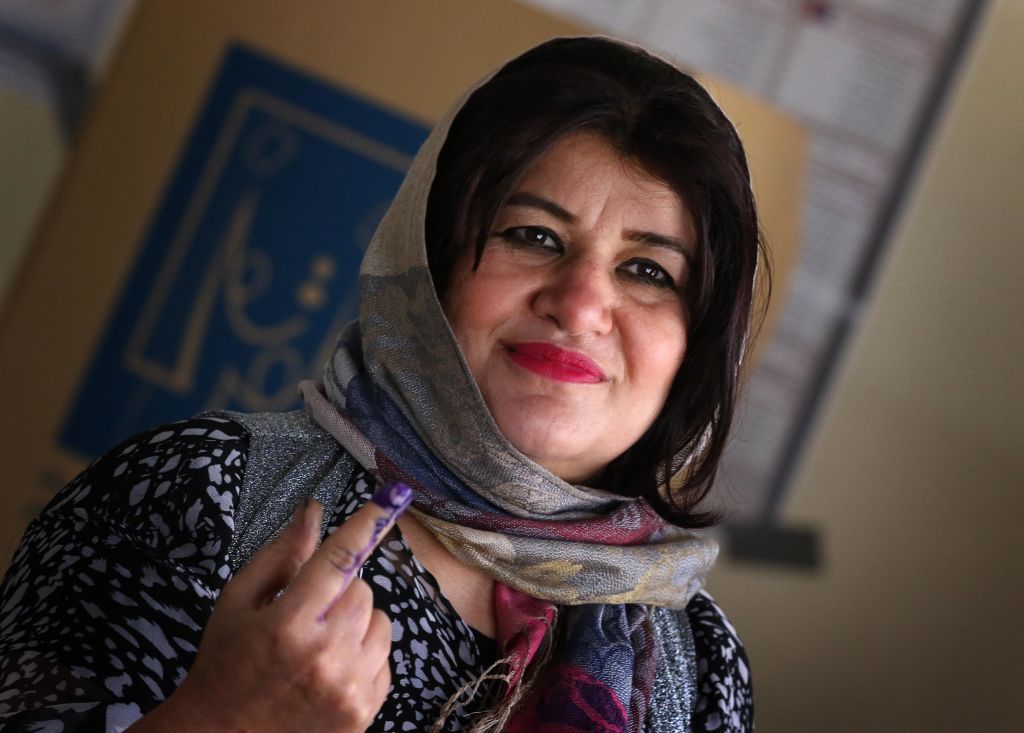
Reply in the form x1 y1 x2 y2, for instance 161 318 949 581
707 1 1024 730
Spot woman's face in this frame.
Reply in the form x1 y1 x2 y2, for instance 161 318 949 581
443 132 694 484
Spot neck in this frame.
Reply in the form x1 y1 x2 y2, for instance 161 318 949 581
397 513 496 638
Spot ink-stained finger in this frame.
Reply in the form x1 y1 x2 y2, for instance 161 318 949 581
281 481 412 619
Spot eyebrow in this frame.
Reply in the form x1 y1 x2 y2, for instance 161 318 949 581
624 230 694 267
505 191 694 266
505 192 576 223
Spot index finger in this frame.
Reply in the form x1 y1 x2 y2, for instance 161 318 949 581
283 481 413 620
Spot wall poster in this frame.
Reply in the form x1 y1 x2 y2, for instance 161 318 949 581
61 45 429 458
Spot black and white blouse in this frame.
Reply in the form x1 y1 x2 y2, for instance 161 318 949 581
0 416 753 731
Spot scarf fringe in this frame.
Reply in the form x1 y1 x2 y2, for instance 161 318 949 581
429 655 511 733
430 618 559 733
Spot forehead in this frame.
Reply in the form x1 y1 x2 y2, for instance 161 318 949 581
508 132 693 237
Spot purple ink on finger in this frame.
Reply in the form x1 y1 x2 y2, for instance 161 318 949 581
371 481 413 514
364 482 413 552
316 481 413 622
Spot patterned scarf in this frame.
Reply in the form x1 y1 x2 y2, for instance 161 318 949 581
300 37 718 732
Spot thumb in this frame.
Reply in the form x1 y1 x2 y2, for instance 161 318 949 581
221 498 323 610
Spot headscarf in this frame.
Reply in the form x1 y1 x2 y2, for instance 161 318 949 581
300 36 719 732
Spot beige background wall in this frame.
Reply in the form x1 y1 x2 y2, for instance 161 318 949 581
707 0 1023 730
0 88 63 315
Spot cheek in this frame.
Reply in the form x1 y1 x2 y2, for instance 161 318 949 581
443 294 477 366
651 348 686 402
443 255 531 341
627 309 688 390
635 347 685 442
442 268 510 369
441 262 481 341
440 255 470 322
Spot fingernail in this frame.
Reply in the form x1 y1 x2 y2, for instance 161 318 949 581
371 481 413 515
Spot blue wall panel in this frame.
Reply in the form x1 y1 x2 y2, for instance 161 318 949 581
61 44 429 457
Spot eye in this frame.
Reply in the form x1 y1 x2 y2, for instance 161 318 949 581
620 258 676 289
493 226 563 253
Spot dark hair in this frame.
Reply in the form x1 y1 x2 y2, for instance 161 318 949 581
426 37 767 528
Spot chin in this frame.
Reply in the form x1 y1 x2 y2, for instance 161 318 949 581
496 418 578 467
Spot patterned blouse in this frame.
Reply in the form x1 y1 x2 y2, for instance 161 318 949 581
0 415 753 731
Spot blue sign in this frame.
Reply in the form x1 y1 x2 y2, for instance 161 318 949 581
61 44 429 457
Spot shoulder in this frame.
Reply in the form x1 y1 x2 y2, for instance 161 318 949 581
55 414 250 498
32 414 252 581
0 416 254 720
211 409 358 571
47 413 251 512
51 413 251 515
685 590 754 732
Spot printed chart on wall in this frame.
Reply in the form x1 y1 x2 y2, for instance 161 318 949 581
60 45 429 458
523 0 986 520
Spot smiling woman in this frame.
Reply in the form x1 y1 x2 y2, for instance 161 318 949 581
427 40 763 527
444 132 692 485
0 37 760 733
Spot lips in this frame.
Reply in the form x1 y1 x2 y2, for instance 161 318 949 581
504 342 605 384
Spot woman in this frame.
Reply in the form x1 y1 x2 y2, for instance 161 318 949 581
0 37 760 732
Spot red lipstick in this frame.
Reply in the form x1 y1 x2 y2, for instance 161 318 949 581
505 342 605 384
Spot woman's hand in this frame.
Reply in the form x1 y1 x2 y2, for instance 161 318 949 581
130 482 411 733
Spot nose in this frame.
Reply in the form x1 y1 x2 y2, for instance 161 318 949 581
532 256 616 336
